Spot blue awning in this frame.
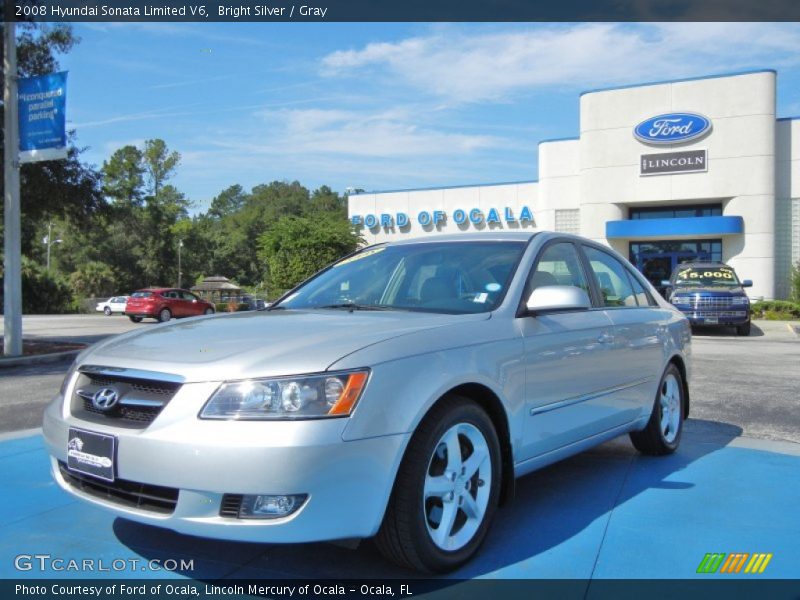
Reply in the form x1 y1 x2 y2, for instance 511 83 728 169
606 216 744 240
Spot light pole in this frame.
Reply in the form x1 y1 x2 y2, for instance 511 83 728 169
43 222 63 272
177 239 183 288
4 21 22 356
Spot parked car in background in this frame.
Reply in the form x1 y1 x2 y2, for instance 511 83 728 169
46 233 690 573
95 296 129 316
125 288 215 323
662 261 752 335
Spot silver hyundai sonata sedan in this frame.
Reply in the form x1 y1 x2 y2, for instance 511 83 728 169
44 232 691 572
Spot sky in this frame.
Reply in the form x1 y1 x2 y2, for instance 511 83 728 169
58 22 800 214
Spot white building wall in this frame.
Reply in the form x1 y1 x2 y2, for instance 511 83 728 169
348 71 794 299
578 71 777 299
349 182 539 246
776 119 800 299
538 139 580 233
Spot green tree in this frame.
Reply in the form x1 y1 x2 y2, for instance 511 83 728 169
0 24 104 259
208 184 247 219
142 139 180 196
791 261 800 304
258 214 362 292
102 145 145 207
68 261 116 298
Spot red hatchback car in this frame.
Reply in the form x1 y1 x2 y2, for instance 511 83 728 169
125 288 215 323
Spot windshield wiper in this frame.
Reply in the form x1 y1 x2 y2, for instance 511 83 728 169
313 303 395 311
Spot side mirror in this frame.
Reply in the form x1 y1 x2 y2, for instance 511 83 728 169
742 280 753 288
526 286 591 315
661 280 672 287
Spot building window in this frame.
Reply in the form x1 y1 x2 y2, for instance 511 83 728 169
629 204 722 220
555 209 580 234
629 239 723 292
775 197 800 300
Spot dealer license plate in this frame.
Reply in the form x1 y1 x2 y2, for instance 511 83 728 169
704 317 718 324
67 428 116 482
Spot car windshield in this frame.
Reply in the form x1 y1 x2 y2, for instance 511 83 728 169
277 241 526 314
674 266 741 287
131 291 153 298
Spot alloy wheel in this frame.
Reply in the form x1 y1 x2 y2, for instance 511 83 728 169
660 373 681 443
423 422 491 551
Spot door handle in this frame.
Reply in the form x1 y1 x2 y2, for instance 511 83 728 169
597 332 614 344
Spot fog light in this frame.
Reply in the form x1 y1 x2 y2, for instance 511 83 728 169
239 494 307 519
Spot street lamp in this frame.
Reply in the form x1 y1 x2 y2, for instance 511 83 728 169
177 239 183 288
43 222 63 273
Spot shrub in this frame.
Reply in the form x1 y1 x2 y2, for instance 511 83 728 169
750 300 800 320
0 258 74 314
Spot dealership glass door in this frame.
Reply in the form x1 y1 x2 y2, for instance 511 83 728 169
630 239 722 294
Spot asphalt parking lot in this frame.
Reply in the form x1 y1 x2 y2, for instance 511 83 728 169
1 315 799 581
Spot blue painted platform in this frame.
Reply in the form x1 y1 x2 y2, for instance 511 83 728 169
2 422 799 580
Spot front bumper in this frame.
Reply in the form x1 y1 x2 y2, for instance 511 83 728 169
677 309 749 326
43 383 409 543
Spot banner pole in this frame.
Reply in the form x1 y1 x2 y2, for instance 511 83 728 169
4 20 23 357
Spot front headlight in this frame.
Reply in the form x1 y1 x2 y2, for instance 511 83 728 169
199 369 370 420
671 295 692 306
731 297 749 305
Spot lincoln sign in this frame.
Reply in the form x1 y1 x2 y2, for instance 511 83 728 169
640 149 707 176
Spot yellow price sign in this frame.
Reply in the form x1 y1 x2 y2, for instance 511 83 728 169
333 246 386 268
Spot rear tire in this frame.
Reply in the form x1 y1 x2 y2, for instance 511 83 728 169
158 308 172 323
204 307 214 315
736 321 751 336
128 316 142 323
630 363 684 455
375 395 501 573
103 307 112 316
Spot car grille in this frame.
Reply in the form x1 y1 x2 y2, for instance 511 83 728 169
70 371 181 429
58 461 179 514
688 296 736 308
219 494 244 518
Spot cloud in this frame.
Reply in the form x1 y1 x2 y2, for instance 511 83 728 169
321 23 800 103
207 107 502 158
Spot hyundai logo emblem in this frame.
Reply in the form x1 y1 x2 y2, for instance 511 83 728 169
92 387 119 411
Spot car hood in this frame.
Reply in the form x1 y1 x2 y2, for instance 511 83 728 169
671 286 747 296
80 310 489 382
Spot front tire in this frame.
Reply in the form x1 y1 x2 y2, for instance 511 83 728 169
630 363 685 455
128 316 142 323
376 396 501 573
736 321 751 336
204 307 214 315
103 307 112 316
158 308 172 323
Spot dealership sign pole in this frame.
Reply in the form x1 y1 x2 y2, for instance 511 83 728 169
4 21 23 357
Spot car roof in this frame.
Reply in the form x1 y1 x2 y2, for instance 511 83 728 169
385 232 539 246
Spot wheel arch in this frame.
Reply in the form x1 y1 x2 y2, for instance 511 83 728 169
432 382 515 506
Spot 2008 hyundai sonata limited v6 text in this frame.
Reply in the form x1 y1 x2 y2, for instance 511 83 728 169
44 232 691 573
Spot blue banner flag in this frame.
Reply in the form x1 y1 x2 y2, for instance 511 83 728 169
18 71 68 163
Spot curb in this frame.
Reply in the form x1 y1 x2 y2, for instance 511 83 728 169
0 348 80 369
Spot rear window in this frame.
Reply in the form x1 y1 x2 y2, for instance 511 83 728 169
131 291 154 298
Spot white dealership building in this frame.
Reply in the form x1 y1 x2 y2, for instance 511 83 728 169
348 70 799 300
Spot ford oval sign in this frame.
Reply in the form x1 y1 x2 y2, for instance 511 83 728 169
634 113 712 145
